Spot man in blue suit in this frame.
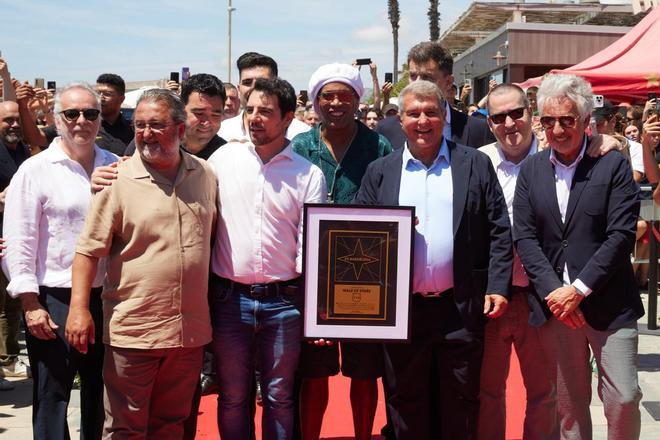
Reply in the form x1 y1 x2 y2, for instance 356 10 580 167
513 74 644 440
356 80 512 439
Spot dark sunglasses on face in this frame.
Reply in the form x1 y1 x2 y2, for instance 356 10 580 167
319 90 355 103
59 108 101 122
489 107 526 124
539 115 578 130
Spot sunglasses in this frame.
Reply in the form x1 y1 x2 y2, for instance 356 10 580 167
489 107 526 124
539 115 578 130
318 90 355 103
59 108 101 122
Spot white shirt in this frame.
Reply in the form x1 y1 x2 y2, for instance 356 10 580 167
548 138 591 296
207 141 326 284
628 139 644 174
399 139 454 294
2 139 118 297
218 110 311 143
491 138 538 287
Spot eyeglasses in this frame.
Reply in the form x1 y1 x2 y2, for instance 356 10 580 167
539 115 578 130
489 107 526 124
134 121 175 133
59 108 101 122
318 90 355 103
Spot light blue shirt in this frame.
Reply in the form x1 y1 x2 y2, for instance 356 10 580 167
399 138 454 293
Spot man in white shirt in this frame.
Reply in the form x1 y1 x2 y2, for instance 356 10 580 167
207 77 326 439
218 52 309 143
2 83 117 439
477 84 558 440
513 74 643 440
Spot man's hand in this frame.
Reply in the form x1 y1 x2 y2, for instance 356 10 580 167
460 84 472 102
642 114 660 146
557 309 586 330
0 58 9 79
369 62 378 78
15 82 35 107
484 293 508 318
65 307 95 354
545 285 584 319
587 134 621 158
165 80 180 95
21 293 58 340
307 338 334 346
91 162 119 193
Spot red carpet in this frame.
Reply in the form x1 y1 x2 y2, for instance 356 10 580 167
196 351 526 439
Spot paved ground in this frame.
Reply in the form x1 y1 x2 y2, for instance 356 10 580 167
1 294 659 439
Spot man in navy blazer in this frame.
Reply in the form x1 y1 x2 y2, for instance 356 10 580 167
513 74 644 440
355 80 512 439
375 41 495 150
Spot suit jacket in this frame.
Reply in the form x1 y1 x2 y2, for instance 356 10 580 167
375 107 495 150
354 140 512 332
513 148 644 331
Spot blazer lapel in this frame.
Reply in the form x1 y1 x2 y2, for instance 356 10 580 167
449 141 470 236
564 155 596 226
450 107 467 144
540 153 564 230
384 150 404 205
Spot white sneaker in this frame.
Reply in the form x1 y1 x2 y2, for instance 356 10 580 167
0 377 15 391
0 358 31 378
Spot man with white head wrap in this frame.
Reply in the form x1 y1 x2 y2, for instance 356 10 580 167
291 63 391 440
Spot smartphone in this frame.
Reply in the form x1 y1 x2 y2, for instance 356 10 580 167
47 81 56 90
181 67 190 82
34 77 45 89
384 72 393 84
299 90 308 104
170 72 179 83
592 94 604 108
464 78 472 87
355 58 371 66
649 93 658 115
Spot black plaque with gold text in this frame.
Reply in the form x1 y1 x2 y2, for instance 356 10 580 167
316 220 398 326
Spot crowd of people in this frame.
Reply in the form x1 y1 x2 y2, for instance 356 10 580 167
1 38 660 440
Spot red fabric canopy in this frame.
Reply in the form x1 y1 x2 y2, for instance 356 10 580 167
518 7 660 103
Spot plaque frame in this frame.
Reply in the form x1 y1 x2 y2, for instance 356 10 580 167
302 204 414 342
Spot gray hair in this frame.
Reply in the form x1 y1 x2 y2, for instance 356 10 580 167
398 80 446 115
537 74 593 120
135 88 187 124
53 82 101 114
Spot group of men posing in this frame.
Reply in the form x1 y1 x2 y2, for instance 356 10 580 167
0 39 644 440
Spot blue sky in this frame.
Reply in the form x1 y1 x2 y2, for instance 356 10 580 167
0 0 475 92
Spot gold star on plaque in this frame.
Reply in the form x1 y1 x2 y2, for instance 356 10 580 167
337 239 379 279
645 73 660 88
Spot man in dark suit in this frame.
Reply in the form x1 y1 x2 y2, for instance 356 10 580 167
513 74 644 440
376 41 495 149
355 80 512 439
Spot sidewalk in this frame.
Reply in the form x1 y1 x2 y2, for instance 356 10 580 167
1 294 659 439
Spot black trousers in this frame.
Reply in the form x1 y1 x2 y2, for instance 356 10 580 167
382 293 484 440
26 286 104 440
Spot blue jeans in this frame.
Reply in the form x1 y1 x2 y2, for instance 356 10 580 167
211 279 302 440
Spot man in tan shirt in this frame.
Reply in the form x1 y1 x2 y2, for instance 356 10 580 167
65 89 217 438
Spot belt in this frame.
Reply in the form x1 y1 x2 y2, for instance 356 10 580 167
415 288 453 298
510 285 529 295
216 275 300 299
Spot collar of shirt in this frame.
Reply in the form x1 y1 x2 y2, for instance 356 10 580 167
125 148 200 182
403 137 450 171
48 137 116 169
494 137 538 175
549 135 587 170
246 140 294 165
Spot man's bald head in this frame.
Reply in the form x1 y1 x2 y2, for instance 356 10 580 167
0 101 22 147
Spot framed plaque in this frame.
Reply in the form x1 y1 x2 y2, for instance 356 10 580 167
302 204 414 342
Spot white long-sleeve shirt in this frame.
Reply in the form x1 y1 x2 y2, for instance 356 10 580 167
2 139 117 297
207 141 326 284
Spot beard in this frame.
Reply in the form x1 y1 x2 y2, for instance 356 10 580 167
1 130 21 145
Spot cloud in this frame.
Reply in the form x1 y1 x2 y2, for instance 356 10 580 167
352 25 391 43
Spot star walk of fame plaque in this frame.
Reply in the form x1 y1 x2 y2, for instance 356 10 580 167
303 204 414 342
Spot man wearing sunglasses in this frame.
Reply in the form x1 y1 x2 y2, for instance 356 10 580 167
513 74 643 440
477 84 558 440
3 83 117 438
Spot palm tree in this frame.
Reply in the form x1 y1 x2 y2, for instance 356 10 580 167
388 0 400 82
429 0 440 41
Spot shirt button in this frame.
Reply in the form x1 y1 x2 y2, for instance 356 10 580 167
561 240 568 248
555 267 562 273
